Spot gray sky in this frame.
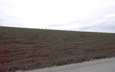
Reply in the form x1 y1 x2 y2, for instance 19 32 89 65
0 0 115 33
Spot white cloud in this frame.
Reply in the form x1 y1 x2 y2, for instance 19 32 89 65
105 14 115 19
0 0 115 33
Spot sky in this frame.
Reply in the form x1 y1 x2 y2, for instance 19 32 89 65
0 0 115 33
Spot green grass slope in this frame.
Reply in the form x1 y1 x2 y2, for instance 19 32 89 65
0 26 115 72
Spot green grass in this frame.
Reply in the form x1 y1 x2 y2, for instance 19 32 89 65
0 26 115 72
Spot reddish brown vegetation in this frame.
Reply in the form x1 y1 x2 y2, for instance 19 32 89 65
27 53 49 58
0 41 22 45
23 42 35 45
55 61 68 66
19 60 36 64
34 46 45 48
93 56 107 59
77 58 89 62
8 67 20 72
0 27 115 72
0 59 13 64
0 69 4 72
0 38 9 40
63 51 72 55
86 49 96 52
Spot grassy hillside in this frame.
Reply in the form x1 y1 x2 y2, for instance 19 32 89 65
0 26 115 72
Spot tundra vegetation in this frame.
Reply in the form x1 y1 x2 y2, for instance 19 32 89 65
0 26 115 72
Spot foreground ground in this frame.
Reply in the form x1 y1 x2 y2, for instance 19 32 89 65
0 26 115 72
22 57 115 72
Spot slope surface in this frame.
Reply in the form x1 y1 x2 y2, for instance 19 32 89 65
0 26 115 72
23 57 115 72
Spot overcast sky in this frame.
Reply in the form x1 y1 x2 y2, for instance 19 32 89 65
0 0 115 33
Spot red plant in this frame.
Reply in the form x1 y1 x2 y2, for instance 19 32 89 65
0 69 5 72
12 41 22 43
0 59 13 64
34 46 45 48
55 61 68 66
8 67 20 72
0 50 25 56
0 42 9 45
27 55 39 58
0 50 10 55
0 38 9 40
63 51 72 55
23 42 35 45
86 49 96 52
77 58 88 62
38 54 49 57
93 56 107 59
19 60 36 64
35 62 41 67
